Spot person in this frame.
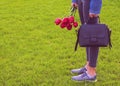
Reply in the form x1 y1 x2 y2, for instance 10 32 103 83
71 0 102 82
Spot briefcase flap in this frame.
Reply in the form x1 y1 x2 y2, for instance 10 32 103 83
79 24 108 39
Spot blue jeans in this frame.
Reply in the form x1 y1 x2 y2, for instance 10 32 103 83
77 0 99 67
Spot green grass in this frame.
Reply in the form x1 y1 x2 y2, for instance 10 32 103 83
0 0 120 86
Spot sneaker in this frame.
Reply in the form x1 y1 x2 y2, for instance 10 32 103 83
72 72 97 82
71 67 87 74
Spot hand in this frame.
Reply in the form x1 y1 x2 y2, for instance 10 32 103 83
89 13 99 18
71 3 78 8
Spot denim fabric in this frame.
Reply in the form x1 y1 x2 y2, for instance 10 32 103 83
72 0 102 14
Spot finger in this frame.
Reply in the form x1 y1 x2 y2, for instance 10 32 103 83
93 14 99 17
89 14 94 18
72 3 78 8
89 13 99 18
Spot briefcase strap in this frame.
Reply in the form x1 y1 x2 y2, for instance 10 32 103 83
74 29 80 51
108 29 112 49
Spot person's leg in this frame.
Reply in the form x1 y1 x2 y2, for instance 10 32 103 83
86 47 98 76
71 0 90 74
78 0 90 24
72 17 100 82
77 0 84 24
76 0 91 67
79 0 90 64
79 1 100 67
86 17 100 76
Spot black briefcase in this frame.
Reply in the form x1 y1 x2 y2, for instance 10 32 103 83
75 24 112 51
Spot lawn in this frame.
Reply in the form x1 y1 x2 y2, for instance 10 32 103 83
0 0 120 86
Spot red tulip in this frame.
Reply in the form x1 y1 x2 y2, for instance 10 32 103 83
73 22 78 28
55 18 62 25
62 17 69 24
69 16 74 23
60 23 66 28
67 24 72 30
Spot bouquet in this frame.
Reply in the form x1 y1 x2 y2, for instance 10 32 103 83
54 7 78 30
